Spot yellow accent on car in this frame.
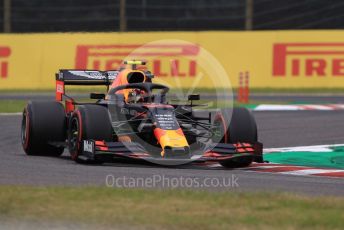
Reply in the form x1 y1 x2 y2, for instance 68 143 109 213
124 60 146 65
159 130 189 157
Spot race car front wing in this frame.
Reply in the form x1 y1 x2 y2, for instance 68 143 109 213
80 140 263 164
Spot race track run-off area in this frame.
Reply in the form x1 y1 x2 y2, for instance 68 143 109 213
0 110 344 196
198 144 344 178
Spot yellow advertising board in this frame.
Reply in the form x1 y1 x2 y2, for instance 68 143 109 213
1 31 344 89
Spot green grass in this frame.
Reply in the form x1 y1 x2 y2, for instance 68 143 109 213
0 99 269 113
0 99 93 113
0 100 27 113
171 87 344 94
2 87 344 94
0 86 343 113
0 186 343 229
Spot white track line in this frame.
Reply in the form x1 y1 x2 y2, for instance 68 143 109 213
280 169 344 176
0 112 22 116
254 104 344 111
264 143 344 153
254 104 301 111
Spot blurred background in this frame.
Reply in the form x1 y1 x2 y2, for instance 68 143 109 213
1 0 344 33
2 0 344 107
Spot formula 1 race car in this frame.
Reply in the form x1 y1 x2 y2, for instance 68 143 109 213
21 60 263 167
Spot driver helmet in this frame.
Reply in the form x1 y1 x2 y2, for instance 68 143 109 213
127 89 147 103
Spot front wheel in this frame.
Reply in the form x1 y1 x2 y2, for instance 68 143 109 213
68 105 113 163
213 108 257 168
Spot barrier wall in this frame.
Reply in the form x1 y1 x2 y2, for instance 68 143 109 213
1 31 344 89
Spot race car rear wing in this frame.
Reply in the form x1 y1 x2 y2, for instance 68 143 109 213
55 69 119 101
56 70 119 85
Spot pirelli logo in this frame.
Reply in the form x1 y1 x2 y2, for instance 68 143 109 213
0 46 11 78
273 43 344 77
75 44 199 77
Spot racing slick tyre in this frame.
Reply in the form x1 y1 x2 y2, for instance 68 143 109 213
21 101 66 156
68 105 113 163
213 108 257 168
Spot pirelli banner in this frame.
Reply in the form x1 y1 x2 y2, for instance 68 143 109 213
1 31 344 89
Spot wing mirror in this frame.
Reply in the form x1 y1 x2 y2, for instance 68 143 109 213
188 94 200 101
90 93 105 100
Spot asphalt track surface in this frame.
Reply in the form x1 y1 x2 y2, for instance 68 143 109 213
1 110 343 196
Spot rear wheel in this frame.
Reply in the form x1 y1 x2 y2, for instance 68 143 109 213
68 105 113 163
213 108 257 168
21 101 66 156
